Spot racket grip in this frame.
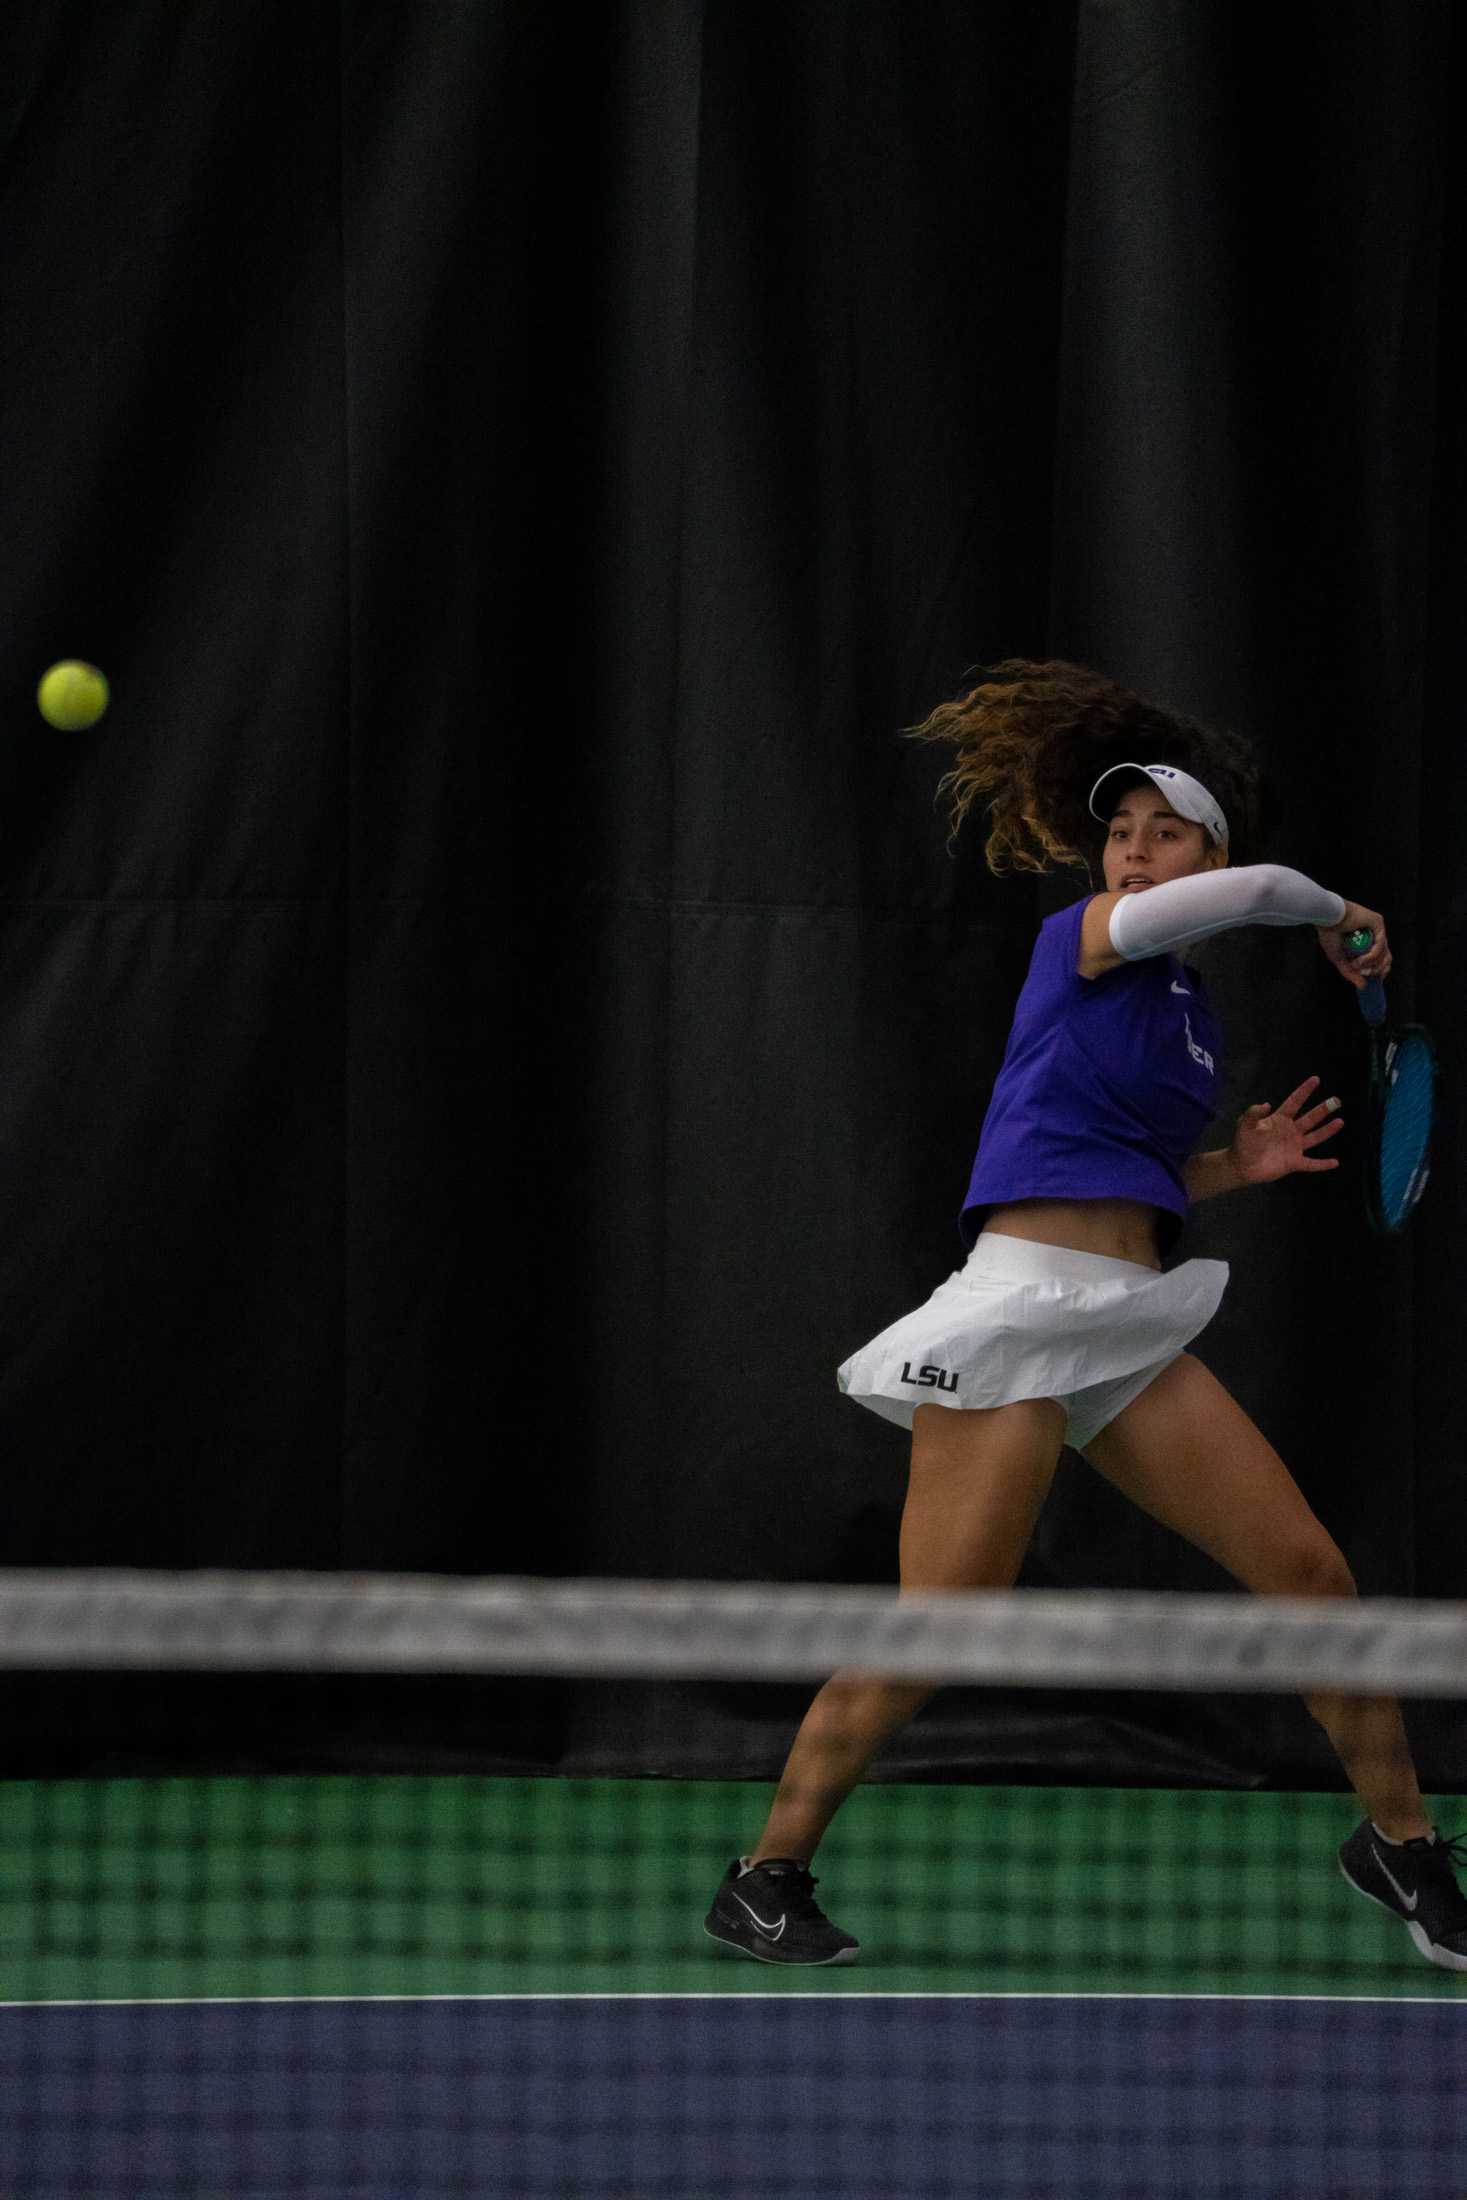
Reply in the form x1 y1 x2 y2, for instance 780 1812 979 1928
1343 928 1386 1028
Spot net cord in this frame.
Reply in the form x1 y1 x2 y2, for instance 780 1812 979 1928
0 1570 1462 1694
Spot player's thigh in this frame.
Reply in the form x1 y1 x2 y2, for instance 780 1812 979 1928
901 1396 1068 1591
1082 1352 1355 1596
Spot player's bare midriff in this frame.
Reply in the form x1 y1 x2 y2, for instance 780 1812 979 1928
978 1198 1164 1272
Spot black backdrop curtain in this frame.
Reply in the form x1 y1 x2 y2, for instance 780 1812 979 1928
1 2 1463 1786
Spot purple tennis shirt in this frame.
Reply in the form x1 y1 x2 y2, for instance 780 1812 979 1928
959 894 1226 1261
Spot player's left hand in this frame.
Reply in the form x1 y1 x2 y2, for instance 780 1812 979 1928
1230 1076 1344 1184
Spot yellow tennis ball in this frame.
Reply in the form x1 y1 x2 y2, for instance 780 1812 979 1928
37 659 110 730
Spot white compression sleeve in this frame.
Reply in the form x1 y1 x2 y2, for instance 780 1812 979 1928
1107 864 1348 961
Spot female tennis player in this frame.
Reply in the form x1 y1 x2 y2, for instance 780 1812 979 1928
706 657 1467 1972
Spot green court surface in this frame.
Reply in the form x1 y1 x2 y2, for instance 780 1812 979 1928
3 1773 1463 2004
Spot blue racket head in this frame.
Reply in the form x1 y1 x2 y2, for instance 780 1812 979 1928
1368 1026 1436 1232
1341 929 1435 1231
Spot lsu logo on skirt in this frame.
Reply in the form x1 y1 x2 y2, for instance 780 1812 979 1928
901 1361 958 1392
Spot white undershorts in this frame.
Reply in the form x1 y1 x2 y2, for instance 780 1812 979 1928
835 1230 1230 1457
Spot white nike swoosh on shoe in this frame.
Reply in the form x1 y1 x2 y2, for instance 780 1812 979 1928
1171 981 1190 995
732 1891 787 1939
1373 1844 1420 1911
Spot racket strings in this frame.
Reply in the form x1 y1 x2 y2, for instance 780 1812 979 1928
1378 1035 1434 1224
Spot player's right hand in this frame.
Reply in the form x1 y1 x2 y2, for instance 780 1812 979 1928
1317 901 1390 989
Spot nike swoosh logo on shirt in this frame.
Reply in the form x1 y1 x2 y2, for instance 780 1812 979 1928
1373 1845 1420 1911
1171 981 1190 995
732 1891 788 1940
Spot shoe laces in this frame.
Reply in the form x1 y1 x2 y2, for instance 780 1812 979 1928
750 1860 823 1916
1402 1829 1467 1873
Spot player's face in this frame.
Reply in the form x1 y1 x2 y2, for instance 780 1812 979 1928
1103 788 1226 895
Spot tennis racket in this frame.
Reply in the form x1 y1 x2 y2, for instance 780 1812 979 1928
1342 927 1436 1234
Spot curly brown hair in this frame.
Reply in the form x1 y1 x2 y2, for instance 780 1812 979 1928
902 657 1269 885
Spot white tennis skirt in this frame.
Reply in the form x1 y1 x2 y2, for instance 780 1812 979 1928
836 1230 1230 1457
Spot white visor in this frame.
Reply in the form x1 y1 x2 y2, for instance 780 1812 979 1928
1088 761 1228 847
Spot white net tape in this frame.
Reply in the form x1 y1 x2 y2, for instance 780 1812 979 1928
0 1571 1462 1693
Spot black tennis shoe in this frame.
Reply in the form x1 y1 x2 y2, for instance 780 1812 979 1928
704 1856 859 1966
1338 1821 1467 1971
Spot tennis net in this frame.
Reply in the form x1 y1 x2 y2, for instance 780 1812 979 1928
1 1568 1464 2198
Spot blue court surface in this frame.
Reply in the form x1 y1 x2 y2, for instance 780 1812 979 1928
2 1990 1464 2197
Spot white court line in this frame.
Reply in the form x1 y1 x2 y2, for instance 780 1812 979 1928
2 1990 1463 2009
